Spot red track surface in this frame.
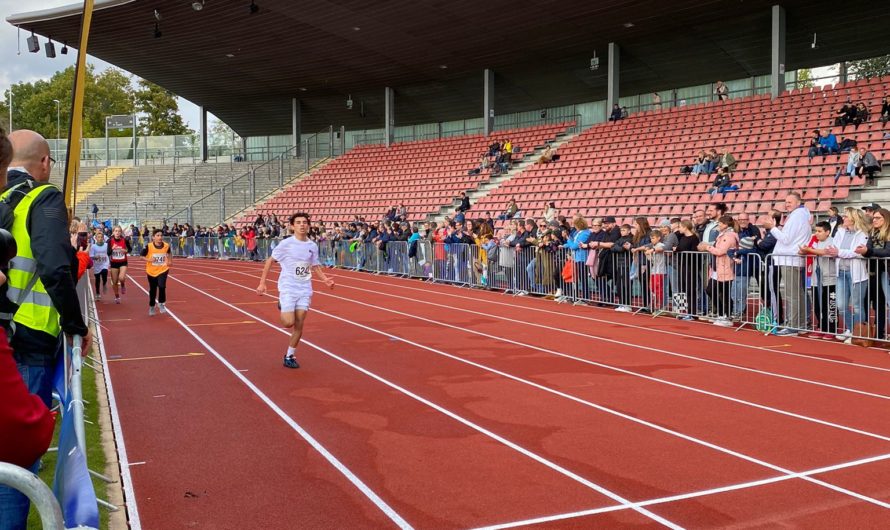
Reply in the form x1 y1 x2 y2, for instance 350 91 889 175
97 258 890 529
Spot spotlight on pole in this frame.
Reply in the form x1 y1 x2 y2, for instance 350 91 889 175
60 41 68 54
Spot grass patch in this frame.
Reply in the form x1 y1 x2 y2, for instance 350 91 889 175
27 359 109 530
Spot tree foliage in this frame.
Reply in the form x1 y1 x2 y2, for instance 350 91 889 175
848 55 890 80
796 68 814 89
134 79 192 136
1 66 191 139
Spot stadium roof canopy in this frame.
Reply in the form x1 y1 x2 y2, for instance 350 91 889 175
8 0 890 137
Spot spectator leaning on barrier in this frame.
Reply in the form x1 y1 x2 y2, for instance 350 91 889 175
856 207 890 342
705 215 740 327
824 207 870 342
761 192 812 336
800 221 838 339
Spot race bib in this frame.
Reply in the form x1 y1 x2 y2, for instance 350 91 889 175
294 261 312 282
152 254 167 266
93 255 106 264
111 248 126 260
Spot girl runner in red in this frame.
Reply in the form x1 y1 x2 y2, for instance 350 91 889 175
107 226 132 304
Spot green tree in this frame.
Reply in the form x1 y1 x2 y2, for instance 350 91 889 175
2 65 134 139
796 68 814 89
848 54 890 80
208 118 240 155
134 80 192 136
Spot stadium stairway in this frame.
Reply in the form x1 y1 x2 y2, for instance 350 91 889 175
236 122 574 225
472 76 890 224
429 132 578 223
73 166 128 207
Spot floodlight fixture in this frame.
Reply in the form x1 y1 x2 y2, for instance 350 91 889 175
45 37 56 58
27 31 39 53
192 1 205 11
60 41 68 54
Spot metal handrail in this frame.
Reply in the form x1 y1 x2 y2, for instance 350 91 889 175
0 463 64 530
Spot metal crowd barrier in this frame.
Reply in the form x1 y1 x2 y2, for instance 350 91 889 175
162 236 890 344
0 463 64 530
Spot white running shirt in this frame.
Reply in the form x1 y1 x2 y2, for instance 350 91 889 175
90 243 110 272
271 236 320 294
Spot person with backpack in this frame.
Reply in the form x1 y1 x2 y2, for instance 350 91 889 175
0 129 90 528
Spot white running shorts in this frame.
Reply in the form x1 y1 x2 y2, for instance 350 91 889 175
279 290 312 312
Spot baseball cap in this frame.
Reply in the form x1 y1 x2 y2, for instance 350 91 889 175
863 203 881 211
603 216 617 224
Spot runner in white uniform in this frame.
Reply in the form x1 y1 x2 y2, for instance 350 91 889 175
257 212 334 369
89 230 110 300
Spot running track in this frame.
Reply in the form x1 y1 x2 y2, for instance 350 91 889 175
96 258 890 529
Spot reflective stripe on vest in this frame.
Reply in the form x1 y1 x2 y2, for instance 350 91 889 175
1 182 62 337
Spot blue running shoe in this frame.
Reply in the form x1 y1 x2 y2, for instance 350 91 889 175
283 355 300 369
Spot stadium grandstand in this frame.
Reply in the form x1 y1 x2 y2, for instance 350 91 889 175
5 1 890 529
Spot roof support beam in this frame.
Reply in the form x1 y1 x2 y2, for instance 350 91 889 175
770 4 786 98
292 98 302 157
483 68 494 136
384 86 395 147
607 42 620 120
199 106 208 162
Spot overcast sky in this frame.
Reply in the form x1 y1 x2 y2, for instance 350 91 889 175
1 0 202 132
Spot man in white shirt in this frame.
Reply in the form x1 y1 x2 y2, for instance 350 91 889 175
761 192 812 335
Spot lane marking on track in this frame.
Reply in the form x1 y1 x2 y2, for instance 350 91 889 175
128 462 147 467
187 320 256 327
91 284 143 529
167 275 686 529
128 279 414 530
183 264 890 436
232 300 278 305
104 318 133 322
472 451 890 530
196 262 890 392
285 265 890 374
171 267 890 513
109 352 205 362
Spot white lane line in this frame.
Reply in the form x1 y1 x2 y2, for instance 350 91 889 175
172 266 890 512
195 262 890 399
166 274 684 529
473 451 890 530
92 285 143 530
310 265 890 374
184 264 890 442
128 280 414 530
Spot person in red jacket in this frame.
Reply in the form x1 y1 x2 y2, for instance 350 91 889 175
0 269 55 530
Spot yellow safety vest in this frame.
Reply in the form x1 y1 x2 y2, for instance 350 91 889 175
1 182 62 337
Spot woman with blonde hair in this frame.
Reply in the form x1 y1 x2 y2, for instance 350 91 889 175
856 207 890 341
827 207 870 341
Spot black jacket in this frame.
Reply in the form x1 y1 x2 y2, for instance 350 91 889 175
5 170 87 361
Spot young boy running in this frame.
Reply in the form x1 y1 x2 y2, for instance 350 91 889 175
257 212 335 368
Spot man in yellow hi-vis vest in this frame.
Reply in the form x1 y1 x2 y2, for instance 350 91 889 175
3 130 90 407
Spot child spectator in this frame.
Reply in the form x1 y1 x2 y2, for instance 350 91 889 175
799 221 837 339
705 215 740 327
611 224 634 312
646 230 667 310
